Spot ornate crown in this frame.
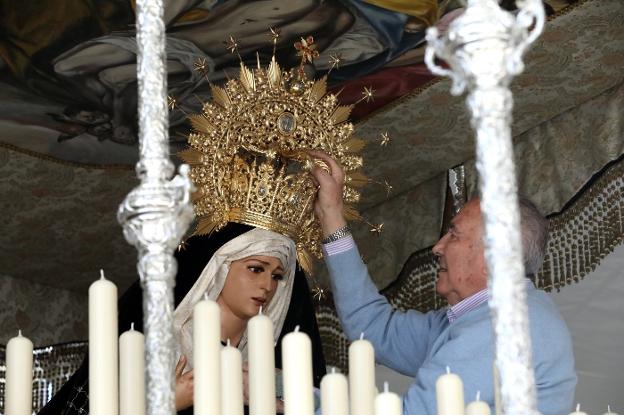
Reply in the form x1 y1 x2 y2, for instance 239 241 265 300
178 36 368 275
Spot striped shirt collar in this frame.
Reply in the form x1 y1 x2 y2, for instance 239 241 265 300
446 289 489 323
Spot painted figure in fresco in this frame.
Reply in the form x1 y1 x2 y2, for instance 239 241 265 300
0 0 442 146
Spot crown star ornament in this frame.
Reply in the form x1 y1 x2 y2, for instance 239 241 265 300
179 45 367 275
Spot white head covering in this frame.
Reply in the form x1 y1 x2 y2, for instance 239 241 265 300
172 228 296 368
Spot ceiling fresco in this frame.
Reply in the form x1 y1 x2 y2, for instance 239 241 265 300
1 0 579 165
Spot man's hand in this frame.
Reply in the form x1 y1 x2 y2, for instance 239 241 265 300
175 355 194 411
308 150 348 237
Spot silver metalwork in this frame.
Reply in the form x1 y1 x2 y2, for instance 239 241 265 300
448 165 466 215
117 0 194 414
426 1 545 415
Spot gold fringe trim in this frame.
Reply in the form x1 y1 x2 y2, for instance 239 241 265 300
0 141 133 171
537 156 624 291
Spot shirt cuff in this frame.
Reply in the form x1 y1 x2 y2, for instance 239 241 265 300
313 387 321 412
322 234 356 257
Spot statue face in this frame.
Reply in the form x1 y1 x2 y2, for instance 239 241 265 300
217 255 285 320
432 199 488 306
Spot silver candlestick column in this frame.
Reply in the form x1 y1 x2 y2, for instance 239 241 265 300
425 1 545 415
117 0 194 414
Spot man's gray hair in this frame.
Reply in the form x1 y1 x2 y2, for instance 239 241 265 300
517 197 549 275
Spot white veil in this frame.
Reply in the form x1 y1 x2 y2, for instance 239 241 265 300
172 228 297 367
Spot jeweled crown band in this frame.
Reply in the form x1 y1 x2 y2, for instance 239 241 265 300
228 208 301 245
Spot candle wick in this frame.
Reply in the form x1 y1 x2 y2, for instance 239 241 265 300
576 404 580 412
18 329 22 337
446 366 451 374
227 338 231 347
294 325 300 332
360 332 364 340
608 405 611 413
476 391 481 401
100 269 105 279
331 367 336 374
384 381 389 393
203 292 209 301
131 322 135 331
259 306 263 315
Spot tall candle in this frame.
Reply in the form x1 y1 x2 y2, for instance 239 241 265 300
248 307 276 415
493 363 501 415
89 270 118 415
321 368 349 415
120 323 145 415
194 298 221 415
436 367 465 415
221 339 244 415
570 404 588 415
282 326 314 415
466 392 491 415
375 382 402 415
349 333 375 415
5 330 33 415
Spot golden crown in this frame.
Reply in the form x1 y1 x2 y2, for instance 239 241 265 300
178 36 368 275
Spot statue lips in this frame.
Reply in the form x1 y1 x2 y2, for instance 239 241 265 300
251 296 267 307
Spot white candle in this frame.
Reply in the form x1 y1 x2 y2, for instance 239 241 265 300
375 382 402 415
466 392 491 415
248 307 276 415
436 367 465 415
570 404 589 415
349 333 375 415
282 326 314 415
493 363 501 415
221 339 244 415
602 406 619 415
89 270 118 415
120 323 145 415
321 368 349 415
194 298 221 415
5 330 33 415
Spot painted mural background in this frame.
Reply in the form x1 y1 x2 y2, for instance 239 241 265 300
0 0 579 164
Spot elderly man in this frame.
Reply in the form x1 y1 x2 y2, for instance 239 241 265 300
310 151 576 415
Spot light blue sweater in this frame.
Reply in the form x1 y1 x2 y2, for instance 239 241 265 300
324 245 576 415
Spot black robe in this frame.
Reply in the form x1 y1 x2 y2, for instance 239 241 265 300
39 223 326 415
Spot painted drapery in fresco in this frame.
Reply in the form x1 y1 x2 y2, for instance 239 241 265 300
0 0 580 163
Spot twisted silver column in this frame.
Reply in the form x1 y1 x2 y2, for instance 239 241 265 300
426 1 545 415
118 1 194 414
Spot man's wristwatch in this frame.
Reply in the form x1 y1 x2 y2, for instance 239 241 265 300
322 225 351 244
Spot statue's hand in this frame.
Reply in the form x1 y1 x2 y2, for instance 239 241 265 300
174 355 194 411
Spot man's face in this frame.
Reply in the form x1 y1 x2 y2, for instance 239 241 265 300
432 199 488 305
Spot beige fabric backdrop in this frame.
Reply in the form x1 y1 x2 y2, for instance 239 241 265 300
0 274 87 345
348 81 624 290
